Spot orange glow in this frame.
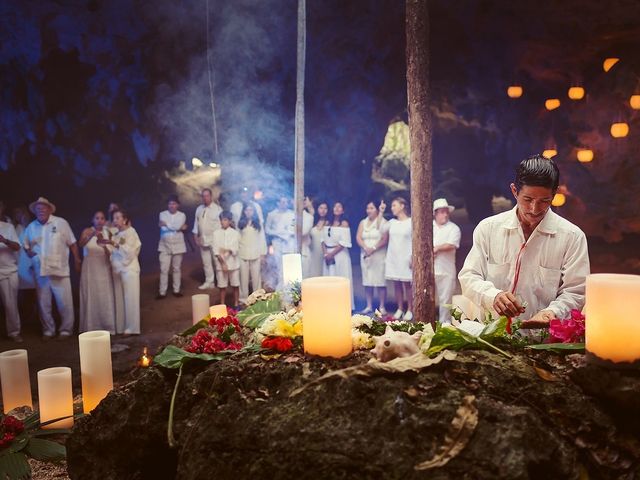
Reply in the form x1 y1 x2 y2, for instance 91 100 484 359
603 58 620 72
140 347 151 368
253 190 264 200
630 95 640 110
551 193 566 207
577 149 594 163
542 149 557 158
545 99 561 111
610 122 629 138
507 86 523 98
567 87 585 100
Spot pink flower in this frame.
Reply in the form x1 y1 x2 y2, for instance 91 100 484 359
548 310 585 343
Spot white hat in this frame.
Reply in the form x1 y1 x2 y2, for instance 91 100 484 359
29 197 56 214
433 198 454 213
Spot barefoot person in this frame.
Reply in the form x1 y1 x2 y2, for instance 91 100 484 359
459 154 590 327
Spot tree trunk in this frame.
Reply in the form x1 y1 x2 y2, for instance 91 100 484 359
406 0 435 325
294 0 306 252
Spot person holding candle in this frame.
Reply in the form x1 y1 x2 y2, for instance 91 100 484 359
459 154 590 327
0 212 23 342
356 200 388 315
23 197 81 340
384 197 413 321
433 198 461 324
192 188 222 290
238 203 267 303
322 201 354 308
308 200 329 278
78 211 116 333
157 195 188 299
213 211 240 307
265 196 296 289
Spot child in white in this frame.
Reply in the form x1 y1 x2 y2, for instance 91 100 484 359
213 211 240 306
238 203 267 303
433 198 461 323
157 195 187 298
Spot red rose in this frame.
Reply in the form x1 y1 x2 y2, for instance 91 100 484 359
261 337 293 352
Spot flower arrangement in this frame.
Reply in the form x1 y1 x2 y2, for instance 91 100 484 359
548 309 585 343
257 308 303 353
185 314 243 354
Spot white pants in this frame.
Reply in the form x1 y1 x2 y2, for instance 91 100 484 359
239 258 262 302
0 273 21 337
436 273 456 324
35 274 74 336
113 269 140 334
199 246 215 285
159 252 183 295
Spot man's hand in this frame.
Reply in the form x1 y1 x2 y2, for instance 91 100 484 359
493 291 526 318
520 309 555 329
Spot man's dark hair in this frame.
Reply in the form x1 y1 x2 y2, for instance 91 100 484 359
219 210 233 222
514 154 560 192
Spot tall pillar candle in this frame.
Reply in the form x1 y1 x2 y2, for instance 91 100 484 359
37 367 74 429
282 253 303 285
0 349 32 413
302 276 352 358
209 304 228 319
586 273 640 364
192 294 210 324
78 330 113 413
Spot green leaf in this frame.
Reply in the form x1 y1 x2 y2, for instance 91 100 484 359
527 343 585 352
22 411 40 431
480 316 508 340
30 428 73 437
180 319 209 337
0 452 31 480
153 345 227 369
7 433 29 454
23 438 66 462
426 325 472 355
237 294 282 328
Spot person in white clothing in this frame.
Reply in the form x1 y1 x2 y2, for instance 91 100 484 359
383 197 413 321
265 196 296 289
230 186 264 227
356 200 388 315
322 202 354 307
213 211 240 306
238 203 267 303
300 196 315 278
157 195 187 298
192 188 223 290
12 206 39 328
23 197 81 340
307 201 329 278
459 154 590 328
0 217 22 342
432 198 461 324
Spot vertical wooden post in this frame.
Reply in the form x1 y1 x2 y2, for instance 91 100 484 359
294 0 306 252
406 0 435 325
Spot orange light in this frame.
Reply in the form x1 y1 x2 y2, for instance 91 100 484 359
552 193 566 207
630 95 640 110
567 87 585 100
545 99 561 111
577 149 594 163
253 190 264 201
140 347 151 368
542 149 558 158
610 122 629 138
507 86 523 98
603 58 620 72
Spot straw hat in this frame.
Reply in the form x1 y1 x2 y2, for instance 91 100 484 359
29 197 56 214
433 198 455 213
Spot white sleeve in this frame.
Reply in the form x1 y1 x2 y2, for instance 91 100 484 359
118 229 141 267
191 207 200 235
338 227 352 248
61 219 77 246
448 224 461 248
547 231 590 318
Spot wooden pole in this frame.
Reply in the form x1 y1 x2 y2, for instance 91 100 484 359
294 0 306 252
406 0 435 325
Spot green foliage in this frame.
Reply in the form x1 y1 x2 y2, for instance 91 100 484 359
0 452 30 480
426 317 512 358
153 345 228 369
237 294 282 329
526 343 585 352
180 319 209 337
23 438 66 462
360 320 428 337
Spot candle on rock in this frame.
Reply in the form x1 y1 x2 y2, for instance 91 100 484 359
0 349 32 413
78 330 113 413
209 304 228 319
37 367 74 429
586 273 640 365
282 253 303 286
192 294 210 324
302 276 352 358
140 347 151 368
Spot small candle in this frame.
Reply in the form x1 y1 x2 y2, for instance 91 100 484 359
79 330 113 414
140 347 151 368
302 276 352 358
209 304 228 319
282 253 303 285
586 273 640 364
192 294 210 324
0 349 32 413
37 367 74 429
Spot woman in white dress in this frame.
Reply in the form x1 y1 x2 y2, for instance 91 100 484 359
356 200 388 314
300 196 316 278
322 202 353 307
307 201 328 278
102 210 141 335
78 211 116 333
384 197 413 321
238 203 267 303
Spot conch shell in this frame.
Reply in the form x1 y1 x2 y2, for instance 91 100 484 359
370 325 422 362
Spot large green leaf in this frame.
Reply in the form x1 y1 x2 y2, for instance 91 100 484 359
480 316 508 340
0 452 30 480
153 345 228 369
23 438 66 462
527 343 585 352
426 326 473 355
237 294 282 329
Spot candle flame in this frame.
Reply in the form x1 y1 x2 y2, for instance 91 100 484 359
140 347 151 368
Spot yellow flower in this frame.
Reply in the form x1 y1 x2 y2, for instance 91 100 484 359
274 318 296 338
293 320 303 336
352 329 374 350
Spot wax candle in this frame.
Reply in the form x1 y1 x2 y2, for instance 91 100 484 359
78 330 113 413
302 276 352 358
586 273 640 364
37 367 74 429
282 253 303 285
192 294 210 324
0 349 32 413
140 347 151 368
209 304 228 319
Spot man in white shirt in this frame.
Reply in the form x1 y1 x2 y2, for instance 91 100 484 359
230 186 264 226
265 196 296 289
23 197 81 340
157 195 187 299
433 198 461 324
192 188 223 289
0 217 22 342
459 155 590 327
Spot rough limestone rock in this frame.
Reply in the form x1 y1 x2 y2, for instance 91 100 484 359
66 350 640 480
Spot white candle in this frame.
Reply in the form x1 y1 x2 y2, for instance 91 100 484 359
586 273 640 364
0 349 32 413
209 304 228 319
192 294 210 324
302 276 352 358
78 330 113 413
282 253 303 285
37 367 74 429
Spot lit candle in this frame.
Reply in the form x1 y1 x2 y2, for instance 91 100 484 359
282 253 303 286
192 294 210 324
140 347 151 368
209 304 228 319
586 273 640 364
0 349 32 413
302 276 352 358
78 330 113 413
37 367 74 429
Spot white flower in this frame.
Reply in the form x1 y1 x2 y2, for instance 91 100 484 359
351 314 373 329
351 329 374 350
419 323 435 353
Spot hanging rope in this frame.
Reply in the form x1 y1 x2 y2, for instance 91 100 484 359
294 0 306 252
206 0 219 158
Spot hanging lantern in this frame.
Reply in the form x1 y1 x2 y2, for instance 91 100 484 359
630 95 640 110
552 193 566 207
577 149 594 163
567 87 585 100
545 99 561 110
542 149 558 158
507 86 523 98
603 58 620 72
610 122 629 138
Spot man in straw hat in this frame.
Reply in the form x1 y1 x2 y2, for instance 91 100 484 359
22 197 81 340
433 198 461 324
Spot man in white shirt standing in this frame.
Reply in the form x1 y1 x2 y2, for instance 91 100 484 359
23 197 81 340
265 196 296 290
230 186 264 226
433 198 461 324
192 188 222 290
157 194 187 299
459 155 590 327
0 215 22 342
